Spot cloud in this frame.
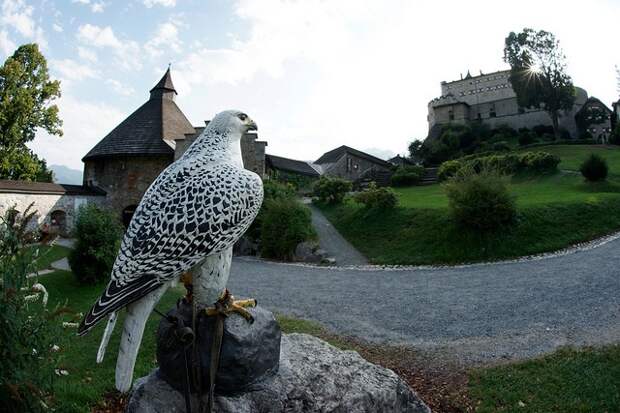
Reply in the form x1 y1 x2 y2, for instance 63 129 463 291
76 24 141 70
0 29 16 56
52 23 63 33
143 0 176 8
1 0 47 47
72 0 106 13
77 46 97 63
29 95 125 170
144 20 182 58
50 59 99 83
105 78 135 96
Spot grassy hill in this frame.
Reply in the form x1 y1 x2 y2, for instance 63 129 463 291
319 145 620 265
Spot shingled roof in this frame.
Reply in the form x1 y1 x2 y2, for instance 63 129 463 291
82 69 195 161
0 180 106 196
315 145 391 168
266 154 320 177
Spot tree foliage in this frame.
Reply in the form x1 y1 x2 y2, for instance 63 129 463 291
0 44 61 181
503 29 575 138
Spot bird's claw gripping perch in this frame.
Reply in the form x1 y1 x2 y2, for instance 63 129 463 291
205 289 257 323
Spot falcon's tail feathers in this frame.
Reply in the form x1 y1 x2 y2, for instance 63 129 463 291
96 312 118 363
78 275 163 336
115 284 170 393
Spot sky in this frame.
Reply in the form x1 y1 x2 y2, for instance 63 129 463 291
1 0 619 172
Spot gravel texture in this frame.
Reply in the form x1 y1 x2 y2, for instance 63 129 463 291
229 235 620 366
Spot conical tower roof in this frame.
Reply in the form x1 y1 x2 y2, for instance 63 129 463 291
83 69 194 161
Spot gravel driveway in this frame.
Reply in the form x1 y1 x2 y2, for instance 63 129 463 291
228 237 620 366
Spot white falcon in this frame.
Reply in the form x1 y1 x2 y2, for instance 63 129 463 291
78 110 263 392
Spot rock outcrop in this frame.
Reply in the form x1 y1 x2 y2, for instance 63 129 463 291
127 333 430 413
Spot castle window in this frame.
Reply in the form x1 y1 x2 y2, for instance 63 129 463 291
477 113 482 120
448 110 454 121
347 157 352 172
490 108 496 118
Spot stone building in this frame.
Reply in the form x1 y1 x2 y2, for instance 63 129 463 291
574 97 613 143
0 180 105 235
427 70 589 138
314 145 392 183
82 68 267 226
0 68 268 232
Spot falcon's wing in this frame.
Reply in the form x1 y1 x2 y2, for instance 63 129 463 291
78 161 263 335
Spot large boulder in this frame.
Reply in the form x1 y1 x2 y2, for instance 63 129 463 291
127 333 430 413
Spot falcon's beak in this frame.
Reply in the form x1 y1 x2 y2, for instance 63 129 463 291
247 118 258 132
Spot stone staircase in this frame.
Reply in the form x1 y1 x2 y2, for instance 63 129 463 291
419 167 439 185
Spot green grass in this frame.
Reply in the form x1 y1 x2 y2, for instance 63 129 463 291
36 246 350 411
319 173 620 265
469 346 620 412
518 144 620 176
24 244 72 271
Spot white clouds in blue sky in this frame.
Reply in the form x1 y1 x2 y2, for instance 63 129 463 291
0 0 617 170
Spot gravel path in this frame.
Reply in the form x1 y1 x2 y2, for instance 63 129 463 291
307 204 369 266
228 237 620 366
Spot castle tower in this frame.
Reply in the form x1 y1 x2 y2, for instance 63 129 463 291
82 68 195 226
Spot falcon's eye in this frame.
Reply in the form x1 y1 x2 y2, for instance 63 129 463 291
238 113 248 121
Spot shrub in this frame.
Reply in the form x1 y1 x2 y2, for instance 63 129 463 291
438 160 463 181
313 176 352 204
519 151 561 174
444 169 517 231
69 204 123 284
354 182 398 210
492 141 511 152
580 154 608 182
260 198 315 260
247 180 296 242
390 165 424 187
610 124 620 145
0 207 65 412
518 131 537 146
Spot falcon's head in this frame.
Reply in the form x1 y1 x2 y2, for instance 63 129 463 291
210 110 258 138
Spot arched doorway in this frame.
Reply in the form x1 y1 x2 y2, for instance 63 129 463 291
122 205 138 229
50 210 67 235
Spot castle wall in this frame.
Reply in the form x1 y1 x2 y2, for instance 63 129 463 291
0 193 105 235
429 71 589 138
83 155 172 219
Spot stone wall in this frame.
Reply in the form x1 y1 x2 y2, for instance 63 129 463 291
83 155 172 220
323 153 390 182
0 192 105 235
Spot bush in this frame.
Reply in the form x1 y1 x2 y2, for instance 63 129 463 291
260 198 315 260
0 207 65 412
354 183 398 210
580 154 608 182
437 151 560 181
438 160 463 181
247 180 296 242
610 124 620 145
518 131 537 146
444 169 517 231
492 141 511 152
68 204 123 284
313 176 352 204
390 165 424 187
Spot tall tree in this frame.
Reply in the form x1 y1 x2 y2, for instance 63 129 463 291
0 43 61 181
503 29 575 139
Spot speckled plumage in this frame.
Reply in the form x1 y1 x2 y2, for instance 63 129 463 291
78 110 263 336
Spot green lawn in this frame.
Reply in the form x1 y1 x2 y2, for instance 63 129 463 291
396 173 620 209
470 346 620 412
31 248 620 412
24 244 73 271
518 144 620 176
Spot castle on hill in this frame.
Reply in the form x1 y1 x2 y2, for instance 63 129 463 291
427 69 613 142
